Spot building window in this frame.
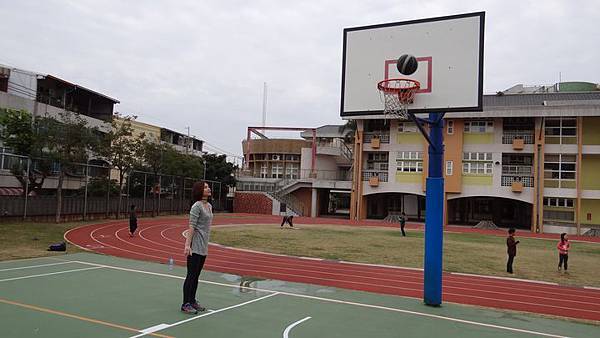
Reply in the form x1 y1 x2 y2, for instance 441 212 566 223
543 197 574 208
285 154 300 161
463 152 493 175
464 120 494 133
271 163 283 178
398 122 418 133
285 163 299 179
367 152 389 171
260 163 268 178
545 117 577 144
447 120 454 135
446 161 453 176
396 151 423 173
544 154 576 188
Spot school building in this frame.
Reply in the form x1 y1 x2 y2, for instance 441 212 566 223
349 82 600 235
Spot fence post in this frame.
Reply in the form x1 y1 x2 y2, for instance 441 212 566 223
126 170 131 217
105 170 110 218
83 162 89 221
23 158 30 220
158 175 162 216
142 173 147 217
180 177 184 214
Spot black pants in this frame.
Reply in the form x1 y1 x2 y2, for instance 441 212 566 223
129 220 137 234
400 223 406 236
182 253 206 305
281 216 294 227
507 254 515 273
558 254 569 270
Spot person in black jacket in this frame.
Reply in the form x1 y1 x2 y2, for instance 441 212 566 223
129 204 138 237
506 228 520 274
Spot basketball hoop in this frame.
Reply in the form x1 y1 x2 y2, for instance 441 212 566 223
377 79 420 120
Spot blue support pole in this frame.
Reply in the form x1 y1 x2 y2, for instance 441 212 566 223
424 112 444 306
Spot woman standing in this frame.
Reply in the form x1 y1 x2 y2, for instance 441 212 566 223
557 233 571 273
181 181 213 314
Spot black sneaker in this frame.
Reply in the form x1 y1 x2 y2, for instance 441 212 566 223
191 301 206 312
181 303 198 314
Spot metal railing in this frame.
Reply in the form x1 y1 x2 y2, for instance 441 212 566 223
299 169 353 181
362 170 389 182
501 175 534 187
0 156 225 221
502 130 534 144
363 132 390 144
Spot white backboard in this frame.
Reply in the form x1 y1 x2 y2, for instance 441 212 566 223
341 12 485 117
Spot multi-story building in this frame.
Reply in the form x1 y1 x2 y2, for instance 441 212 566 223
115 118 204 157
236 125 353 217
0 64 119 193
349 82 600 235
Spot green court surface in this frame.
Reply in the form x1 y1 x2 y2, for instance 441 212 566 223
0 253 597 338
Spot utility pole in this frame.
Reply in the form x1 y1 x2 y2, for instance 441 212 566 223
262 82 267 129
185 126 191 154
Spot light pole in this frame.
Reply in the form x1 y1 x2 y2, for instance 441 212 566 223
202 157 207 180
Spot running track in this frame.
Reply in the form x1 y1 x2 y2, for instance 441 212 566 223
64 214 600 322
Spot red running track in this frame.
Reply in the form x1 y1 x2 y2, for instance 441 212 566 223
64 215 600 322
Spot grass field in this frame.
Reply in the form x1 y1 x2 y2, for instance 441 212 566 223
0 222 86 261
211 224 600 287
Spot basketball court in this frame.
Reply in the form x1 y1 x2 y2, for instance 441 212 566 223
1 253 597 338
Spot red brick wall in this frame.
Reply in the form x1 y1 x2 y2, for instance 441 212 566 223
233 192 273 214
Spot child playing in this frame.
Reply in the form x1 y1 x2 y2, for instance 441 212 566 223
557 233 570 273
129 204 138 237
506 228 520 274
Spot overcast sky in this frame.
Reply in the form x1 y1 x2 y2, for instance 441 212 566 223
1 0 598 162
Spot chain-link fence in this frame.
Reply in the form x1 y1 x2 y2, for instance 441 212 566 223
0 156 224 222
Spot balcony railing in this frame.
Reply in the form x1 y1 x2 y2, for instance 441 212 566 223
501 175 534 187
502 165 533 175
502 131 534 144
299 169 353 181
363 132 390 144
362 170 388 182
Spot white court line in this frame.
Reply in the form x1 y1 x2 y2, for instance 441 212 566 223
0 261 74 272
283 316 311 338
67 260 571 338
130 293 280 338
0 266 103 282
78 225 600 303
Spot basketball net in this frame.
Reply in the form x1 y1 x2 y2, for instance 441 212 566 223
377 79 420 120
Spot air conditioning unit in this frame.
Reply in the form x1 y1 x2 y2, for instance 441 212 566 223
272 155 280 161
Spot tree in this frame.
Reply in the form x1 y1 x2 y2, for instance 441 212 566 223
203 153 236 186
98 114 141 218
162 148 203 178
139 136 173 217
38 111 100 222
338 120 357 144
0 109 52 195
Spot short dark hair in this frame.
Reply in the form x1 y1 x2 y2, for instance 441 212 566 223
508 228 516 234
191 181 206 202
560 232 567 241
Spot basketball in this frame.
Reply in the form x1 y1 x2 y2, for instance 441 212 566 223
396 54 418 75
